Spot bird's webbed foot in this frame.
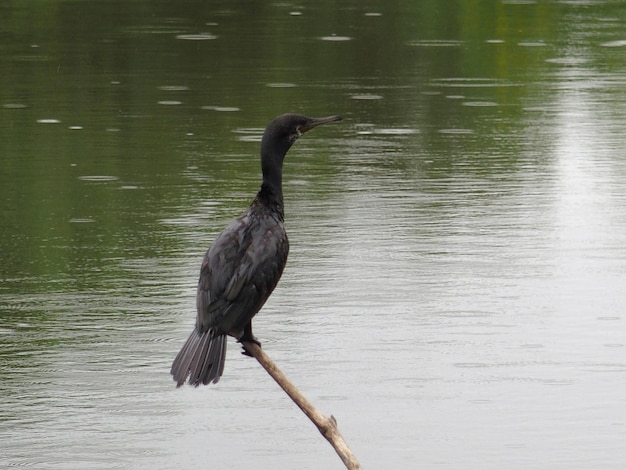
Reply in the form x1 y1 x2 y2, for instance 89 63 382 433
238 323 261 357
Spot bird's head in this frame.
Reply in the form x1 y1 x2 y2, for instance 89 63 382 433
259 113 341 199
262 113 342 153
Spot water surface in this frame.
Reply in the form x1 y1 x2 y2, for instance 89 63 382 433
1 1 626 468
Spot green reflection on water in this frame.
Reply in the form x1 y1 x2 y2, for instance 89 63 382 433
1 0 624 334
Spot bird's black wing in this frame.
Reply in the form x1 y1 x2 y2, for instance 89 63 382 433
195 212 289 337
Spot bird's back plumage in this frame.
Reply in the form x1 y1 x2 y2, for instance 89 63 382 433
170 201 288 386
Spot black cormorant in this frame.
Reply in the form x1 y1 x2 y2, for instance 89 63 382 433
171 113 342 387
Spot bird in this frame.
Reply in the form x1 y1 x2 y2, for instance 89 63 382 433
171 113 342 387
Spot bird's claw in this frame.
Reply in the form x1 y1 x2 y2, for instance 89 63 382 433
238 337 261 357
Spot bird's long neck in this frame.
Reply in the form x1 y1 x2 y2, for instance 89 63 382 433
257 146 286 215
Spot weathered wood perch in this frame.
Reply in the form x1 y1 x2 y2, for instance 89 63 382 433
241 341 363 470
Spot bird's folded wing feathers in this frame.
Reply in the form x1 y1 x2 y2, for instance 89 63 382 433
195 215 288 331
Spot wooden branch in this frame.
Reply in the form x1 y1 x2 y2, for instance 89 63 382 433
241 341 363 470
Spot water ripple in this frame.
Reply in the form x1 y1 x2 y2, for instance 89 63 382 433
175 33 217 40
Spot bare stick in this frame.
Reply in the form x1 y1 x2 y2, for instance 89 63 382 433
241 341 363 470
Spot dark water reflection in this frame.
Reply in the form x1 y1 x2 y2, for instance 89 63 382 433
2 0 626 468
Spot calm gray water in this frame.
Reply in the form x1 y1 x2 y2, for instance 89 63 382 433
1 1 626 468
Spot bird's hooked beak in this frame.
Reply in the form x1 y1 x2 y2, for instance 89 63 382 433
298 115 342 134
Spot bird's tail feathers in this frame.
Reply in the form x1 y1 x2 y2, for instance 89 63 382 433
170 328 227 387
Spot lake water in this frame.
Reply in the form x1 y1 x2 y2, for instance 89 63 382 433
1 1 625 468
